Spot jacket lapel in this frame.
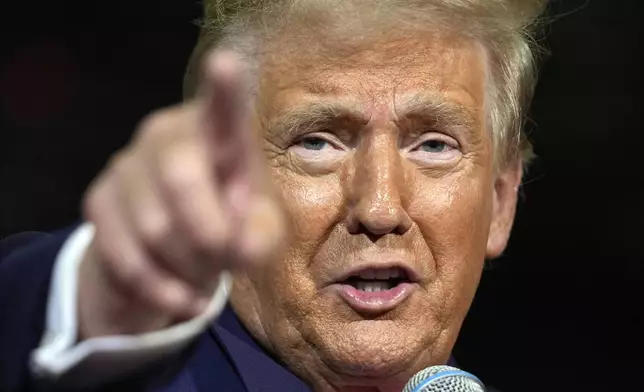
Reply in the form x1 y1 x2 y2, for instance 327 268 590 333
210 306 311 392
154 369 198 392
213 325 311 392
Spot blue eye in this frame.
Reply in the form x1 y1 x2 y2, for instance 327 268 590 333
419 140 447 153
299 137 329 151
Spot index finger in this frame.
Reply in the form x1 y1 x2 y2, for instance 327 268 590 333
200 50 256 185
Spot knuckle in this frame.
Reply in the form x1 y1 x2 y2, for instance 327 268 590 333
83 155 133 223
83 180 110 222
106 151 136 188
137 108 179 141
82 187 100 221
159 146 204 193
136 104 195 147
137 211 172 250
106 150 131 173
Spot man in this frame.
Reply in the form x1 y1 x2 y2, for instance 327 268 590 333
0 0 547 391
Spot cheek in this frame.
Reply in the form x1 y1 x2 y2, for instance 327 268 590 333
277 172 344 248
410 173 493 305
257 171 344 302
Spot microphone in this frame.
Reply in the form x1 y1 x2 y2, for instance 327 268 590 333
403 365 486 392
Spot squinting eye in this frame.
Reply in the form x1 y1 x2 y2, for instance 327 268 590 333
406 133 460 164
298 137 329 151
289 134 347 166
419 140 448 153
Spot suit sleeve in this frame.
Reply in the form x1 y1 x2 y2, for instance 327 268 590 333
0 224 231 391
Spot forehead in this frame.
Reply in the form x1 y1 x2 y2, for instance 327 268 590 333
257 34 488 118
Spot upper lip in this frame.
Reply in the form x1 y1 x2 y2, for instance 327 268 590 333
329 253 421 284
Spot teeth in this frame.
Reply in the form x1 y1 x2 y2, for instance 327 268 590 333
375 269 390 280
350 268 408 292
359 268 375 279
356 281 390 292
357 267 404 280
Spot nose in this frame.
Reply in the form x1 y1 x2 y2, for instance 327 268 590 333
345 130 412 237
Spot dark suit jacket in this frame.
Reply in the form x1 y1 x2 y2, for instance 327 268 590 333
0 227 500 392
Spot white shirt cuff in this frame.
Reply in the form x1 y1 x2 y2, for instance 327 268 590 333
30 223 232 388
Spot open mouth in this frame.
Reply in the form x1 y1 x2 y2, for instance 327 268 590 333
342 267 411 292
333 266 416 314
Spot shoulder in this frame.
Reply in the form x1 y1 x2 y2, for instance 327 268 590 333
0 231 52 259
0 225 78 392
0 228 72 287
0 225 78 262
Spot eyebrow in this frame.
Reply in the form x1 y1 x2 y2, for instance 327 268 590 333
394 91 481 136
266 91 481 143
266 98 367 144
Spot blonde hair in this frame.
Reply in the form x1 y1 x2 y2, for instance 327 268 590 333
184 0 548 168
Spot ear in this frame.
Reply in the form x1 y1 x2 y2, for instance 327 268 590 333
486 159 523 259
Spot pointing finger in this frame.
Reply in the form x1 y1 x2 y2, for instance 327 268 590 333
201 50 254 183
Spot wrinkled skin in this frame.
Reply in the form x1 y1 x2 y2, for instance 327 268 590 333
231 33 522 392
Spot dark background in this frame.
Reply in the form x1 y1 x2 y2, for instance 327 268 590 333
1 0 642 391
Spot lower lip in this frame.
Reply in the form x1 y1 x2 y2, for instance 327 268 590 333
331 282 416 315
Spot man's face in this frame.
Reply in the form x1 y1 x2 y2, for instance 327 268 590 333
231 32 520 390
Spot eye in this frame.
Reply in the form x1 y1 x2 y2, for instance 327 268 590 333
418 140 449 153
407 133 461 163
288 134 348 163
298 137 330 151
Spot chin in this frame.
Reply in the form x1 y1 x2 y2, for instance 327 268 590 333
315 320 428 380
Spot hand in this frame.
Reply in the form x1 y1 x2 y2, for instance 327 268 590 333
77 51 286 338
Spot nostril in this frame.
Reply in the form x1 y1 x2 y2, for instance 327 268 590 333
351 221 409 241
346 200 412 237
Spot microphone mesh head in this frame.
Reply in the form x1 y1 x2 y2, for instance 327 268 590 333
402 365 486 392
